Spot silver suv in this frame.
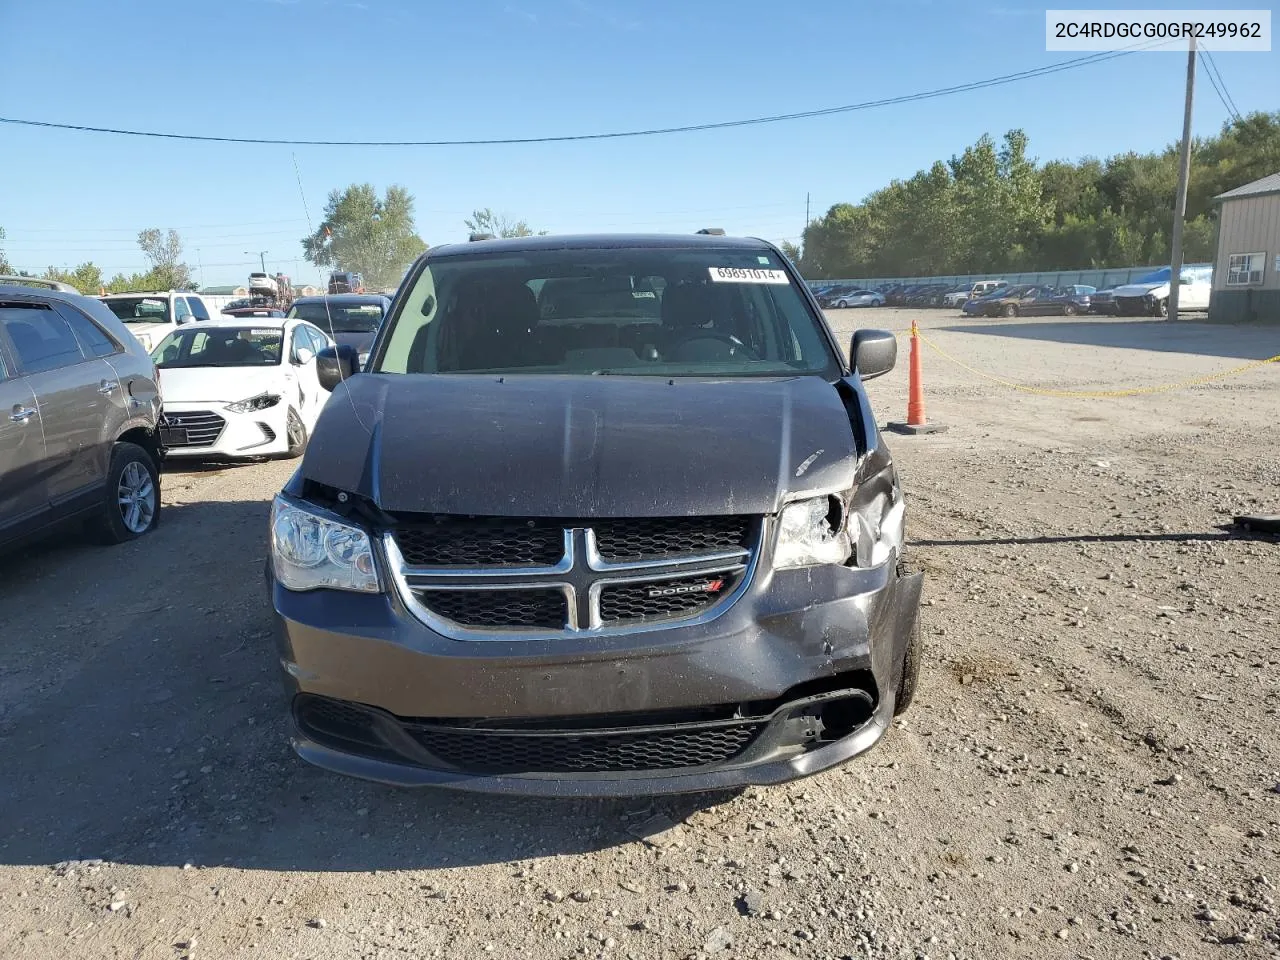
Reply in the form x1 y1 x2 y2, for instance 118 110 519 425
0 282 163 549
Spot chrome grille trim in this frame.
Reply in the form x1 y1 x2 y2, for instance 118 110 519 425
384 520 760 642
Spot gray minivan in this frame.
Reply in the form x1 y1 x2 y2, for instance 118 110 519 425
0 281 163 550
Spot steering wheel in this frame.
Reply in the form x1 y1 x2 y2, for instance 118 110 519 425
670 331 760 360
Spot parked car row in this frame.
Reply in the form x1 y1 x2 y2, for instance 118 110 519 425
0 279 394 555
961 283 1095 318
810 265 1213 319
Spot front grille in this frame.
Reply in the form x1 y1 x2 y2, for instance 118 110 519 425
162 410 225 447
408 720 764 773
599 573 737 623
390 514 758 637
395 519 564 567
422 588 566 629
593 516 752 562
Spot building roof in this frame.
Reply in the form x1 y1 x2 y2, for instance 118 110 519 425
1215 171 1280 202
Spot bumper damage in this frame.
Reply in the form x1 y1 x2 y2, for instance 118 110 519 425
270 559 924 796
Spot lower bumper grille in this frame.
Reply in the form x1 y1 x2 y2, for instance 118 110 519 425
407 720 765 773
161 410 226 447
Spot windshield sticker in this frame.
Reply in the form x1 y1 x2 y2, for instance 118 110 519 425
250 329 278 336
708 267 789 285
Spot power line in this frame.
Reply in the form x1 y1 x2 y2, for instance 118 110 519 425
2 219 309 234
1198 53 1238 122
0 43 1171 148
1200 48 1243 121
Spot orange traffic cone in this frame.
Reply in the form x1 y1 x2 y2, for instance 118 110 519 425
887 319 947 435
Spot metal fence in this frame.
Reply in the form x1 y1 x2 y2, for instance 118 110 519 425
807 263 1213 292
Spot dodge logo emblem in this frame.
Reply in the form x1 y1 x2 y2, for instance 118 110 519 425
646 579 724 599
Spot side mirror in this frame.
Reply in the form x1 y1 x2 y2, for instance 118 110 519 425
293 346 315 366
850 329 897 381
316 344 359 392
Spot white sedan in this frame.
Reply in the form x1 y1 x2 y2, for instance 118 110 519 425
151 317 336 459
831 289 884 308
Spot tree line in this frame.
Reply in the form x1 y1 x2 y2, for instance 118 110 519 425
0 188 543 295
798 111 1280 280
0 227 197 294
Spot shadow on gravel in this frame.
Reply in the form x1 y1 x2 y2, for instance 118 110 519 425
0 499 735 874
937 318 1277 360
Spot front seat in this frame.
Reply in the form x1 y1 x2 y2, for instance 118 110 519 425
660 281 737 362
453 279 540 371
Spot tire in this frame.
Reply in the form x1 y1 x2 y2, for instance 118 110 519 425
895 603 922 716
1002 304 1018 318
1156 298 1168 318
285 407 308 458
836 300 848 309
89 442 160 545
1063 303 1077 316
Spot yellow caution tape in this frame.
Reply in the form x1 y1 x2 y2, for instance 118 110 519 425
911 332 1280 399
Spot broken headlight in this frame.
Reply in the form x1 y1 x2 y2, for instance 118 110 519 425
774 495 851 569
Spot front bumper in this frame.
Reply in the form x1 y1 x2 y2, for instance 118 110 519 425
269 551 923 796
162 401 290 458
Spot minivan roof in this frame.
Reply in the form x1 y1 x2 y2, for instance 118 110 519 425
428 233 773 259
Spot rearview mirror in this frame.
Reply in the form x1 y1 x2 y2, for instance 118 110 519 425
316 344 360 392
850 329 897 381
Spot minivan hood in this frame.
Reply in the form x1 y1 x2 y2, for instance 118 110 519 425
159 365 283 405
301 374 858 517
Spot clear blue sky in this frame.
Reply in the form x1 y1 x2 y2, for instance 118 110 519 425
1 0 1275 286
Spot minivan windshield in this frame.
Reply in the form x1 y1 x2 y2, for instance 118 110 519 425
152 327 283 367
102 296 171 324
377 246 839 378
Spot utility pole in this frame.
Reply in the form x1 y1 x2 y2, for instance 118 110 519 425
805 192 811 228
245 250 268 273
1168 35 1196 323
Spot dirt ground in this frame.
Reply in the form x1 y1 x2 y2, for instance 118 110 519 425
1 308 1277 960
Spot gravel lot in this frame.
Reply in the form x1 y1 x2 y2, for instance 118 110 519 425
1 308 1277 960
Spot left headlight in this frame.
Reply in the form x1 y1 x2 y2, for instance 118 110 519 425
270 495 380 593
774 495 851 570
227 393 281 413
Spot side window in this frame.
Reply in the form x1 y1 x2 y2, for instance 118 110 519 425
56 305 120 358
175 298 193 323
0 303 87 374
290 328 311 362
188 297 211 321
306 326 329 352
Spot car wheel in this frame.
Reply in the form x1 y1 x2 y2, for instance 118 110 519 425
285 407 308 458
1063 303 1077 316
1156 298 1168 317
836 300 847 309
1002 304 1018 318
89 442 160 545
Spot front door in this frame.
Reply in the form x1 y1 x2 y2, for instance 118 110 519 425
0 300 117 509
